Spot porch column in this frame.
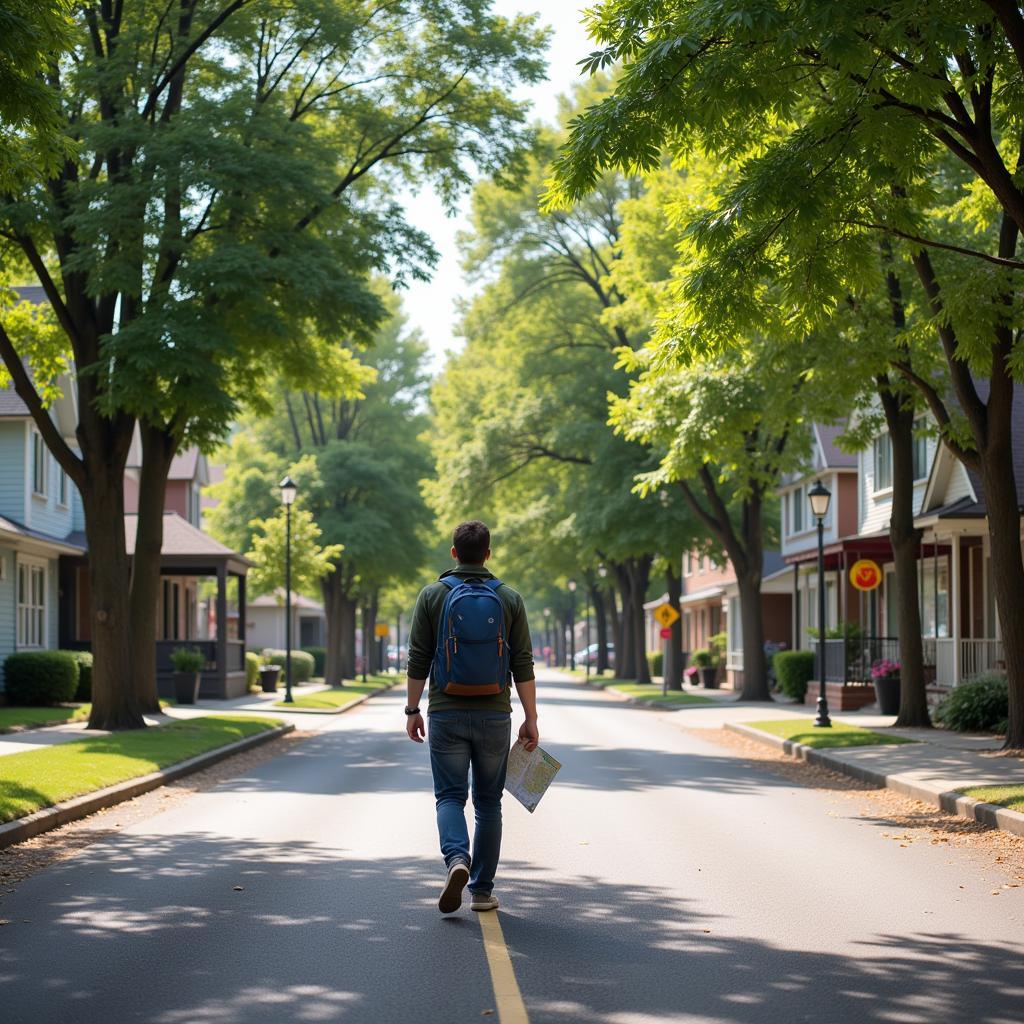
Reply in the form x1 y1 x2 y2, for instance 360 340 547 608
792 562 799 652
951 533 961 686
237 572 246 644
216 562 228 675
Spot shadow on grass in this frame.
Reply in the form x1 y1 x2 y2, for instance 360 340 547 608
0 840 1021 1024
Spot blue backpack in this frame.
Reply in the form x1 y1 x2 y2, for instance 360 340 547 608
432 576 509 696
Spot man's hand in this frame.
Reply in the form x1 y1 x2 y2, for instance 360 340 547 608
518 716 539 752
406 712 425 743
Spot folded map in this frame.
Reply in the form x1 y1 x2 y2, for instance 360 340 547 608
504 740 561 813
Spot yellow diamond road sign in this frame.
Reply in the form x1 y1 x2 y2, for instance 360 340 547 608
653 603 680 628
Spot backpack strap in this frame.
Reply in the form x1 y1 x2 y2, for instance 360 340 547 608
439 577 459 591
483 578 503 592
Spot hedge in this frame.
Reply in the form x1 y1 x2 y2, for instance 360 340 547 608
302 646 326 676
68 651 93 702
647 651 664 677
774 650 815 702
934 674 1008 733
245 652 261 692
4 651 79 705
261 649 314 683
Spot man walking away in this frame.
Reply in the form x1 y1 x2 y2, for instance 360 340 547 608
404 520 538 915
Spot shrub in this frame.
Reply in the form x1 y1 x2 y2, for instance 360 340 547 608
169 647 206 673
245 652 261 692
774 650 815 702
4 651 79 705
708 632 728 664
692 648 713 668
933 674 1008 733
647 651 663 677
302 646 326 676
262 649 314 683
66 651 93 702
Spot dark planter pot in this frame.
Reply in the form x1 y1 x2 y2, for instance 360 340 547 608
874 675 901 715
173 671 200 705
699 666 719 689
259 665 281 693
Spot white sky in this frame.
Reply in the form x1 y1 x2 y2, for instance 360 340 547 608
399 3 593 372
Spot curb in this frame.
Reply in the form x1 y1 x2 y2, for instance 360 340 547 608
0 721 295 851
575 674 709 711
725 722 1024 840
223 680 397 716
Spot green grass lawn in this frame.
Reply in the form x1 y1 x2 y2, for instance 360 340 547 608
746 719 917 749
0 705 91 732
274 675 394 710
605 682 713 706
0 714 282 824
959 784 1024 812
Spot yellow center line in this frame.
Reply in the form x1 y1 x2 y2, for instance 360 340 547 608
479 910 530 1024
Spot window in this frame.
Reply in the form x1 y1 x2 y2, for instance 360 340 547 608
57 467 68 507
683 552 693 577
17 563 46 648
791 485 804 534
912 422 929 481
873 433 893 491
162 580 182 641
31 430 47 497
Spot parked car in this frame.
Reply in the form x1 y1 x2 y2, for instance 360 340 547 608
573 642 614 667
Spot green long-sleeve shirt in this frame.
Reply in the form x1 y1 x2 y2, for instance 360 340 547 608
406 564 535 713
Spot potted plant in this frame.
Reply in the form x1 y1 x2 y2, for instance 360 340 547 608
258 661 282 693
692 648 719 688
871 658 901 715
169 647 206 705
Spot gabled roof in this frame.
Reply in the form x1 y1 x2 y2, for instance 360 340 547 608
813 423 858 470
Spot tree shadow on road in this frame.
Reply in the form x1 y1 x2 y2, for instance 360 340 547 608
0 839 1020 1024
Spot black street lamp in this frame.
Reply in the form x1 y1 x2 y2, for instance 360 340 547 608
279 475 298 704
567 579 577 670
808 479 832 728
598 564 608 675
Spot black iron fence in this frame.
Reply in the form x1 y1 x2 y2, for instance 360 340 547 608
811 637 900 683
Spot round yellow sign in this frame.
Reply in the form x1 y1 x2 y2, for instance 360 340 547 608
850 559 883 592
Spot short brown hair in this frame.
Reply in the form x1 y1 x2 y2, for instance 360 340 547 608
453 520 490 564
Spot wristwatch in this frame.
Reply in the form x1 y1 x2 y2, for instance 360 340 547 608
404 706 421 716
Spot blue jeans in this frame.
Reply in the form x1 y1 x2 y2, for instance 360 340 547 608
428 710 511 896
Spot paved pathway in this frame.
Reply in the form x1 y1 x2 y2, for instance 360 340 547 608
1 671 1022 1022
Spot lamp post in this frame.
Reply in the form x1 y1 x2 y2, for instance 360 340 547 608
567 579 577 670
598 564 608 675
543 607 552 666
279 475 298 704
808 479 832 728
584 580 592 682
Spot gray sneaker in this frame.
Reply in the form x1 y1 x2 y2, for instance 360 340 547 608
438 861 470 914
470 892 499 912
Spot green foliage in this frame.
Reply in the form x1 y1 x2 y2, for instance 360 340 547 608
774 651 815 702
934 675 1009 734
691 648 713 669
169 647 207 674
646 651 663 676
302 647 327 676
708 632 728 663
3 651 78 705
262 649 315 684
747 719 915 749
67 651 93 702
246 507 343 598
245 652 261 692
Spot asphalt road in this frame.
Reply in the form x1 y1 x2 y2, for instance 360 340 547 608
1 671 1022 1024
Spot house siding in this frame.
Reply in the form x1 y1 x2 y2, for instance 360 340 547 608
944 462 974 505
26 445 75 539
0 546 14 688
0 421 26 522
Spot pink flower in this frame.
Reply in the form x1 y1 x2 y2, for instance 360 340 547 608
871 659 900 680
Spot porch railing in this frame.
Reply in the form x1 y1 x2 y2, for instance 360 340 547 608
727 649 743 671
811 637 900 683
156 639 245 674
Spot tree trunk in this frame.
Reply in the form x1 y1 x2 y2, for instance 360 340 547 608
981 447 1024 749
83 472 144 730
878 384 929 727
321 572 343 686
130 423 177 714
592 585 609 674
736 569 769 700
364 592 379 674
605 580 619 673
342 594 357 679
665 564 683 690
614 565 634 679
628 556 653 685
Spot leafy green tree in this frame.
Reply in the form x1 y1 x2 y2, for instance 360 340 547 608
245 507 343 598
548 1 1024 741
210 300 434 684
0 0 546 729
0 1 73 188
